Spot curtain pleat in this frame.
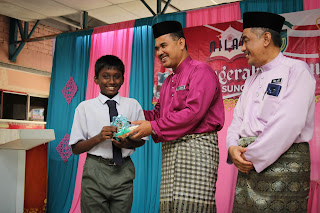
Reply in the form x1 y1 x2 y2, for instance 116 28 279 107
46 30 93 213
240 0 303 17
303 0 320 10
187 2 241 27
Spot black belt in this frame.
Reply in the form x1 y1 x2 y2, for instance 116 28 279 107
87 154 130 166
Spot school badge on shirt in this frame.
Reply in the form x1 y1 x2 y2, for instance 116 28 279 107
266 83 281 96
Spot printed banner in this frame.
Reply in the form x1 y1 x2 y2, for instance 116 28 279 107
153 9 320 102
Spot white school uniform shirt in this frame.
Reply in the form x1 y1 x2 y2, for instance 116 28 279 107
69 93 148 159
226 52 315 173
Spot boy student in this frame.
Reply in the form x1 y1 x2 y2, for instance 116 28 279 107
69 55 147 213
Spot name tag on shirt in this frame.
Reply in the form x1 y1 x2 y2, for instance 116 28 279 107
271 78 282 84
176 85 185 91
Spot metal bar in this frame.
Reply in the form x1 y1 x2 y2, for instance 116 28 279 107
14 25 95 44
157 0 161 14
51 16 81 29
9 20 40 61
17 20 25 40
10 42 26 62
27 20 39 39
161 0 180 11
9 19 18 61
24 22 28 39
140 0 156 16
14 34 57 44
161 0 172 14
82 11 88 29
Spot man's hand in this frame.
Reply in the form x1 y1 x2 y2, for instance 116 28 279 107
228 145 254 174
97 126 117 142
126 120 152 140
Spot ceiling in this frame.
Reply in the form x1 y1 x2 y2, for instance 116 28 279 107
0 0 239 32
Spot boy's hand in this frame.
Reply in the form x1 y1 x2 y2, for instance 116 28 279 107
111 137 146 149
111 137 132 149
97 126 117 142
126 120 152 139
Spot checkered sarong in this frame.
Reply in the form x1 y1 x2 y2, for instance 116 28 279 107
159 132 219 213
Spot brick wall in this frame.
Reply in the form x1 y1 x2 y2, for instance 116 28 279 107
22 21 61 57
0 14 62 72
0 14 62 96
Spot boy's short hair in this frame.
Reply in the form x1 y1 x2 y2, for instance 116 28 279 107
95 55 125 77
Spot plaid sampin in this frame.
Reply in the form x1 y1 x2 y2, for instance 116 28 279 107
160 132 219 213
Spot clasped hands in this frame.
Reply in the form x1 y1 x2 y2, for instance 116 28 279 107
228 145 254 174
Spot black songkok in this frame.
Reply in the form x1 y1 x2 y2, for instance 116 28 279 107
243 12 285 33
152 21 183 38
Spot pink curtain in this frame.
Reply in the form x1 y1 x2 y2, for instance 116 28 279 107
186 2 242 212
303 0 320 10
69 20 135 213
186 2 241 27
93 20 135 34
310 100 320 181
308 100 320 213
308 181 320 213
86 21 135 99
216 108 238 213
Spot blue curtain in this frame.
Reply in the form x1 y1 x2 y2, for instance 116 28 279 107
240 0 303 17
129 12 186 213
46 30 92 213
